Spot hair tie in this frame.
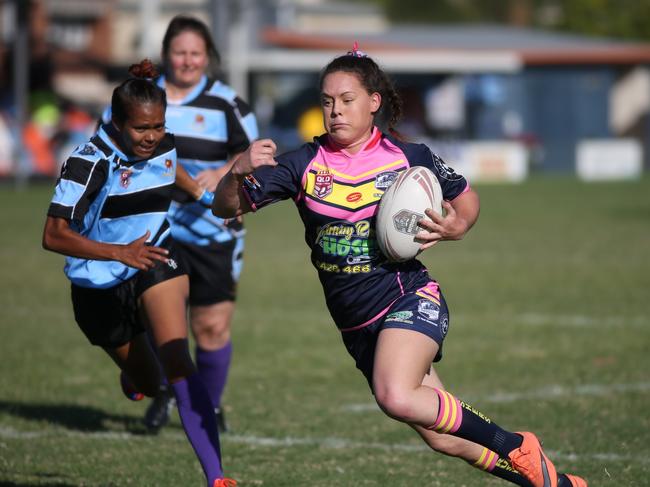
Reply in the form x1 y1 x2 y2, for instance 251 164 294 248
347 41 367 58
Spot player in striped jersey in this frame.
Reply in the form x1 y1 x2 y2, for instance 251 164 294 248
212 48 587 487
43 60 236 487
101 16 259 433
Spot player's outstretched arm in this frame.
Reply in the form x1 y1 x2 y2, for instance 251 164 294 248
174 163 216 208
42 216 168 270
212 139 277 218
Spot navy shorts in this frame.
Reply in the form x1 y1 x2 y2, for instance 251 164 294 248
341 281 450 389
71 238 186 348
175 238 244 306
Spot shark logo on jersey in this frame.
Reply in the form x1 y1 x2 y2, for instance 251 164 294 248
120 169 132 188
374 171 399 190
313 170 333 199
431 152 461 181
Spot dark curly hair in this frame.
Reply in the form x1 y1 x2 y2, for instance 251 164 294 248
319 53 403 138
111 59 166 125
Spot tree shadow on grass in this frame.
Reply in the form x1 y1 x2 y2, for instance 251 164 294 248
0 400 149 435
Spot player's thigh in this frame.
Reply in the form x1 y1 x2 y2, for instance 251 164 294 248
140 275 189 344
373 328 439 393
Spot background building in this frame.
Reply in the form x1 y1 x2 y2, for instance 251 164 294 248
1 0 649 180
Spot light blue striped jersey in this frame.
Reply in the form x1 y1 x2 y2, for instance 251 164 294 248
47 125 178 288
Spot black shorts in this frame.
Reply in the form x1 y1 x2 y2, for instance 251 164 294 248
71 239 186 348
175 238 244 306
341 281 450 391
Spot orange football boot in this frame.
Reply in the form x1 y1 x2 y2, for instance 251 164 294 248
564 474 588 486
508 432 558 487
213 478 237 487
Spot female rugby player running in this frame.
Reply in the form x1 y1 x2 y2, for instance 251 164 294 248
43 59 236 487
101 16 259 434
211 47 587 487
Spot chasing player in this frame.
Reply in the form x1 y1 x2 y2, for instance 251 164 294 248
44 59 236 487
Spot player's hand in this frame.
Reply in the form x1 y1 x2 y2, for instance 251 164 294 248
415 201 468 250
231 139 277 177
119 231 169 270
196 167 228 192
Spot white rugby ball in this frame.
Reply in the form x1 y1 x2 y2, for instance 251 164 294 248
375 166 443 262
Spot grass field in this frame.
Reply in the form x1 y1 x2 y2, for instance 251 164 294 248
1 177 649 486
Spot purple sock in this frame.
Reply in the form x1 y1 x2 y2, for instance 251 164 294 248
171 374 223 484
196 341 232 409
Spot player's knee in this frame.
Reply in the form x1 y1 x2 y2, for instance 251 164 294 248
193 316 231 349
374 386 416 422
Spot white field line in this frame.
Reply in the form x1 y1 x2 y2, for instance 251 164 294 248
515 313 649 328
0 426 647 465
341 381 650 412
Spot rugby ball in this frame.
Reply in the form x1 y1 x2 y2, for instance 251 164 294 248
375 166 443 262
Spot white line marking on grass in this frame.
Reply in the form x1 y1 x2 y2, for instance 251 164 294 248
0 426 647 465
517 313 648 328
341 381 650 412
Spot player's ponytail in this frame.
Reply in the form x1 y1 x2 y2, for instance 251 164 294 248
111 59 166 125
319 45 403 138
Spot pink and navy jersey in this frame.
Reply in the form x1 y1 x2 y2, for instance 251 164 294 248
244 128 469 330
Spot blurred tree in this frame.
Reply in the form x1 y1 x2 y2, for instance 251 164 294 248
552 0 650 42
354 0 650 41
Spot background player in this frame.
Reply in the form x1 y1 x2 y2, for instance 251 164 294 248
211 47 587 487
44 59 236 487
102 15 259 433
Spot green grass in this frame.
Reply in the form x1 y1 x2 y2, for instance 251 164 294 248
1 177 649 486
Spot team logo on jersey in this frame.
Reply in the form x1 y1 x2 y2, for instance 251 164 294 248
375 171 399 190
431 152 461 181
440 314 449 337
313 170 333 199
385 310 414 324
164 158 174 176
120 169 132 188
79 144 97 156
417 299 440 323
192 113 206 132
346 192 362 202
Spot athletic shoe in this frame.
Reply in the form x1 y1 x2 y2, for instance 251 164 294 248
212 478 237 487
215 406 229 433
564 474 588 487
119 372 144 401
144 385 175 432
508 432 558 487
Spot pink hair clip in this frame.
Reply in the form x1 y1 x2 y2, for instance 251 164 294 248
347 41 368 58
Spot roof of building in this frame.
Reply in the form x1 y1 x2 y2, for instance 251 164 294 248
260 23 650 65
